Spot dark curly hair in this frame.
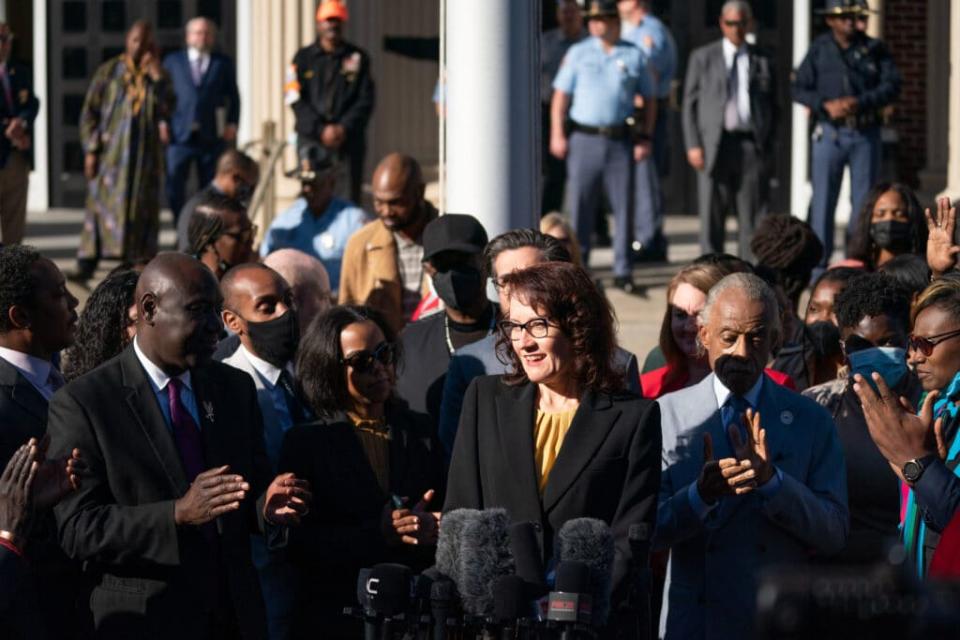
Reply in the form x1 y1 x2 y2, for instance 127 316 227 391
295 305 401 419
750 215 824 309
496 262 625 394
878 254 931 301
833 272 911 333
847 182 927 270
0 245 42 333
61 270 140 381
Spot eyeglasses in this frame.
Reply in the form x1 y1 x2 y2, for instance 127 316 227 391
907 328 960 357
499 317 556 341
341 341 398 373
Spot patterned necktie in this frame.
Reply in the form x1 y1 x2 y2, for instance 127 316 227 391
721 395 750 450
47 368 65 395
724 52 741 131
278 369 307 424
167 378 206 482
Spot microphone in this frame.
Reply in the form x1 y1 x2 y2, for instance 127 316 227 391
493 574 532 638
430 574 457 640
547 561 594 636
364 563 413 640
436 508 481 586
557 518 615 626
629 524 653 640
458 508 515 617
509 521 548 600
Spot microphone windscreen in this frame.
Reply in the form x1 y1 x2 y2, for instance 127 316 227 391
357 567 373 607
458 508 514 616
555 561 591 593
367 563 412 618
509 521 547 596
492 574 529 623
436 508 481 584
557 518 615 625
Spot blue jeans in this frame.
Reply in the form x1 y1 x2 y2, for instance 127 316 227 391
810 123 881 268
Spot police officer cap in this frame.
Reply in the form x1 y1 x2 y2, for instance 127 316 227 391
815 0 862 15
582 0 619 19
422 214 489 261
296 143 337 182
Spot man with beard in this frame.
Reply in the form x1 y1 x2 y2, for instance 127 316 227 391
339 153 438 332
396 214 492 432
260 144 367 294
163 17 241 225
220 263 307 640
287 0 374 204
48 253 311 640
654 273 848 640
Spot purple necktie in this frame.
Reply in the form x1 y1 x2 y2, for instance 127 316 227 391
191 57 203 86
167 377 206 482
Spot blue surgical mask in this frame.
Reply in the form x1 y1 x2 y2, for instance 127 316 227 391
848 346 908 390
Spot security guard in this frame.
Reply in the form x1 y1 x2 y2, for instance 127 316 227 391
287 0 375 205
550 0 657 293
792 0 899 270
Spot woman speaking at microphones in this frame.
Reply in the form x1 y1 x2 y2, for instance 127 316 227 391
444 261 662 615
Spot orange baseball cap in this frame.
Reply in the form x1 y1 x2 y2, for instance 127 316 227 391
317 0 349 22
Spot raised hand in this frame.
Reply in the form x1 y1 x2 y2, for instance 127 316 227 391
696 432 756 505
853 372 936 473
0 441 39 547
389 489 440 546
174 465 250 526
730 408 773 489
924 196 960 277
263 472 312 526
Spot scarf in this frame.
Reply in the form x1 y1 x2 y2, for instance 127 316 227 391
121 55 149 116
902 370 960 578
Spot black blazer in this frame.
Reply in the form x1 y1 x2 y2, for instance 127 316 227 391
0 356 47 464
278 401 444 636
444 376 661 605
0 60 39 169
47 345 272 640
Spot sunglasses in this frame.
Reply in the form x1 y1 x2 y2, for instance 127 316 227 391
907 328 960 357
499 317 556 341
341 341 398 373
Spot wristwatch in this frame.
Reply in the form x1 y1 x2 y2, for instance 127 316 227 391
902 457 928 484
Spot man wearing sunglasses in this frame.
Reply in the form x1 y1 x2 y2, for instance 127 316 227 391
0 23 39 247
681 0 776 260
793 0 900 273
855 278 960 577
804 273 919 564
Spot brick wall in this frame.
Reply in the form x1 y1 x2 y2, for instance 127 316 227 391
883 0 927 187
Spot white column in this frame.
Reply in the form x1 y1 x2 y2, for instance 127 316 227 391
444 0 540 236
235 0 252 146
790 0 811 220
943 1 960 199
27 0 47 211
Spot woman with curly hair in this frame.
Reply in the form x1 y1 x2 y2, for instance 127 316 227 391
444 261 662 623
62 269 139 381
848 182 927 271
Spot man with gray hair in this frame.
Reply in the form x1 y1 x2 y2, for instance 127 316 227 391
654 272 848 639
163 16 241 223
263 248 333 334
682 0 777 259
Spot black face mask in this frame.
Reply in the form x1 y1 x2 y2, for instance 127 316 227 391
244 309 300 368
806 320 842 359
870 220 912 252
714 354 760 397
432 266 484 312
234 182 254 205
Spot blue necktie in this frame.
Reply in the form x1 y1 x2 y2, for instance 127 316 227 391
721 395 751 450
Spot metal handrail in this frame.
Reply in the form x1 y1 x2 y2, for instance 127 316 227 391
243 121 287 248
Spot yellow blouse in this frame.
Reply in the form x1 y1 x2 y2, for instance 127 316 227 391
534 408 578 494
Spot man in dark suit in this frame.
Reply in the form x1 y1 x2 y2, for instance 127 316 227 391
48 253 311 640
0 22 39 245
164 17 241 224
682 1 776 259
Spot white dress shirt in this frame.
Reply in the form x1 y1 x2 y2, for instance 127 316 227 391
133 337 201 429
239 344 295 426
187 47 210 78
721 38 751 131
0 346 57 400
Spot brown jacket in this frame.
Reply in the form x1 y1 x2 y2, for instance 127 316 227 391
338 207 436 332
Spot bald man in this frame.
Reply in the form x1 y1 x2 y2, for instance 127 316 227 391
48 253 310 640
263 248 332 334
339 153 438 332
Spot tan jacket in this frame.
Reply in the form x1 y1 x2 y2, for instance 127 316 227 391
338 215 433 333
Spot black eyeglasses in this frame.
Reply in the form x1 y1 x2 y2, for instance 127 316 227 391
499 317 556 341
341 341 398 373
907 328 960 357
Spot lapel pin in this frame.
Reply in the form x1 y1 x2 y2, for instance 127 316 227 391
780 410 794 425
203 401 215 423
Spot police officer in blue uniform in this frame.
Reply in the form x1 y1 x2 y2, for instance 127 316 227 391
793 0 900 270
551 0 657 293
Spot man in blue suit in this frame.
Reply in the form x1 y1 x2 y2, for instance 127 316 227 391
163 17 240 224
655 272 848 640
